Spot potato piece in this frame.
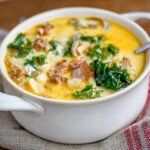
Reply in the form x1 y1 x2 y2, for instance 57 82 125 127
67 78 82 88
36 73 48 82
24 79 40 94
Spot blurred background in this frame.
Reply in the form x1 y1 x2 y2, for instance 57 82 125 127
0 0 150 34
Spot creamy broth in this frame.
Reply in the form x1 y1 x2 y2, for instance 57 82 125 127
5 17 145 100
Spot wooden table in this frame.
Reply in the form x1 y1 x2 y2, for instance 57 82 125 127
0 0 150 32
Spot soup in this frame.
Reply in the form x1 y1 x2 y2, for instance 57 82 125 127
5 17 145 100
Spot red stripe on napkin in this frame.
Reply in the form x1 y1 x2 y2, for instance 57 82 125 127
131 125 142 150
142 121 150 149
124 128 135 150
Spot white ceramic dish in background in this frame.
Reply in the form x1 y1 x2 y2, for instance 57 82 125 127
0 8 150 144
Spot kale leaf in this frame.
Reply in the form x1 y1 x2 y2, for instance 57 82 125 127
8 33 32 58
106 44 119 55
87 44 102 58
91 59 132 90
24 55 46 68
49 40 57 51
8 33 28 49
24 57 37 68
63 39 73 57
50 40 66 56
73 84 101 99
49 39 73 57
80 34 105 43
80 35 95 43
87 43 119 60
35 55 46 65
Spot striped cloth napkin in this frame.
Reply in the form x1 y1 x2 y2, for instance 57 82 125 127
0 29 150 150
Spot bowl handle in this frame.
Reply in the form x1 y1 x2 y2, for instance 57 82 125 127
0 92 43 113
121 12 150 21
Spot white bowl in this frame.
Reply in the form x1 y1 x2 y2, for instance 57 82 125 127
0 7 150 144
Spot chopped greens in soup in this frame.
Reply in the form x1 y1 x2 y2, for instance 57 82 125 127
5 17 145 100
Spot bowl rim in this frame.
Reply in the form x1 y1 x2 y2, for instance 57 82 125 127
0 7 150 105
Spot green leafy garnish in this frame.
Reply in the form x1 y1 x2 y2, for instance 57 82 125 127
87 43 119 60
73 85 101 99
106 44 119 55
35 55 46 65
8 33 32 58
8 33 28 49
49 40 64 56
87 44 103 59
96 35 106 42
80 34 105 44
25 57 37 68
24 55 46 68
49 40 57 51
80 35 95 43
63 39 73 57
91 59 132 90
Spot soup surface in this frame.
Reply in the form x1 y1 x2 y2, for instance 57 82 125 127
5 17 145 100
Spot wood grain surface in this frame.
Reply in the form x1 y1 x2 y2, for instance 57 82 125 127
0 0 150 32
